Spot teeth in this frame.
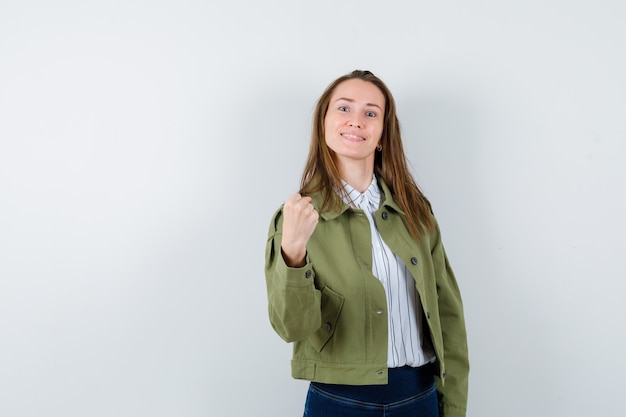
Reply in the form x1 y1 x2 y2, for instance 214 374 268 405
342 134 362 140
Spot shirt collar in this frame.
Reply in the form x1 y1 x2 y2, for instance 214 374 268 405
310 176 405 221
339 176 381 213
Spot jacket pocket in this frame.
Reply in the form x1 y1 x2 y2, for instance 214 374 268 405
308 286 344 353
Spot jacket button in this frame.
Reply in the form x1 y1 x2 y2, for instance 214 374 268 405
305 270 312 279
381 211 389 220
443 370 447 378
426 312 431 319
411 257 418 265
324 322 332 332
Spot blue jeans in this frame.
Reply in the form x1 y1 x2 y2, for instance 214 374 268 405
303 365 439 417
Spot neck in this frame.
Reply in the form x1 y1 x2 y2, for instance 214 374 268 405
337 159 375 193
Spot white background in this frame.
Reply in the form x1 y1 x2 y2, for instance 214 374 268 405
1 1 624 416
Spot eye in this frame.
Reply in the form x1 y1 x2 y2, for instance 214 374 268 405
338 106 349 112
366 111 376 117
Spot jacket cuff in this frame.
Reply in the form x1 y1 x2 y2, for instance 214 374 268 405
439 403 466 417
276 251 315 285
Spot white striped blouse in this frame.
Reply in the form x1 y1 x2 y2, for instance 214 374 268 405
340 176 435 368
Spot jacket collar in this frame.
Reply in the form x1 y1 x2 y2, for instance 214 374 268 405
311 177 405 221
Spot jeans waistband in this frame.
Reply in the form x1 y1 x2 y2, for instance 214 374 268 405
311 362 435 404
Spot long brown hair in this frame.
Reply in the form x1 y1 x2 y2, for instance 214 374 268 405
300 70 434 239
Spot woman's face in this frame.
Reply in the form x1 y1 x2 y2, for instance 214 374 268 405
324 79 385 168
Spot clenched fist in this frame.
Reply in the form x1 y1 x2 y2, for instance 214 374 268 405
281 193 319 267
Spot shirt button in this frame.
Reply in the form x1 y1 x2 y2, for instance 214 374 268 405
381 211 389 220
411 257 418 265
305 270 312 279
324 322 332 332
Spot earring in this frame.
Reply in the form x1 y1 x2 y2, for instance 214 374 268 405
376 145 382 151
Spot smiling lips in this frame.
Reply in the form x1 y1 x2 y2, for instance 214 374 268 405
341 132 365 142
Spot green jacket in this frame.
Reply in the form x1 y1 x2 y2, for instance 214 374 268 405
265 179 469 417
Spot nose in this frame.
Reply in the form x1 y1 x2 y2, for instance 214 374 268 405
349 117 362 128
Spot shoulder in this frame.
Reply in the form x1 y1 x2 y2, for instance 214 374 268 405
267 205 285 236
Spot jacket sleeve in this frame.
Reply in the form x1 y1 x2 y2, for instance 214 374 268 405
265 207 322 342
431 219 470 417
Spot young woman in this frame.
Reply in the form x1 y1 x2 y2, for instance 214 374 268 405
265 70 469 417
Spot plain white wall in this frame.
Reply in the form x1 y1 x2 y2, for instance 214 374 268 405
1 1 624 416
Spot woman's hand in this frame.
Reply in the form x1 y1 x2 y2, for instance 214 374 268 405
280 193 319 267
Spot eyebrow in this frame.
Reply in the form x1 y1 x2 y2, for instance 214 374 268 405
333 97 383 111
